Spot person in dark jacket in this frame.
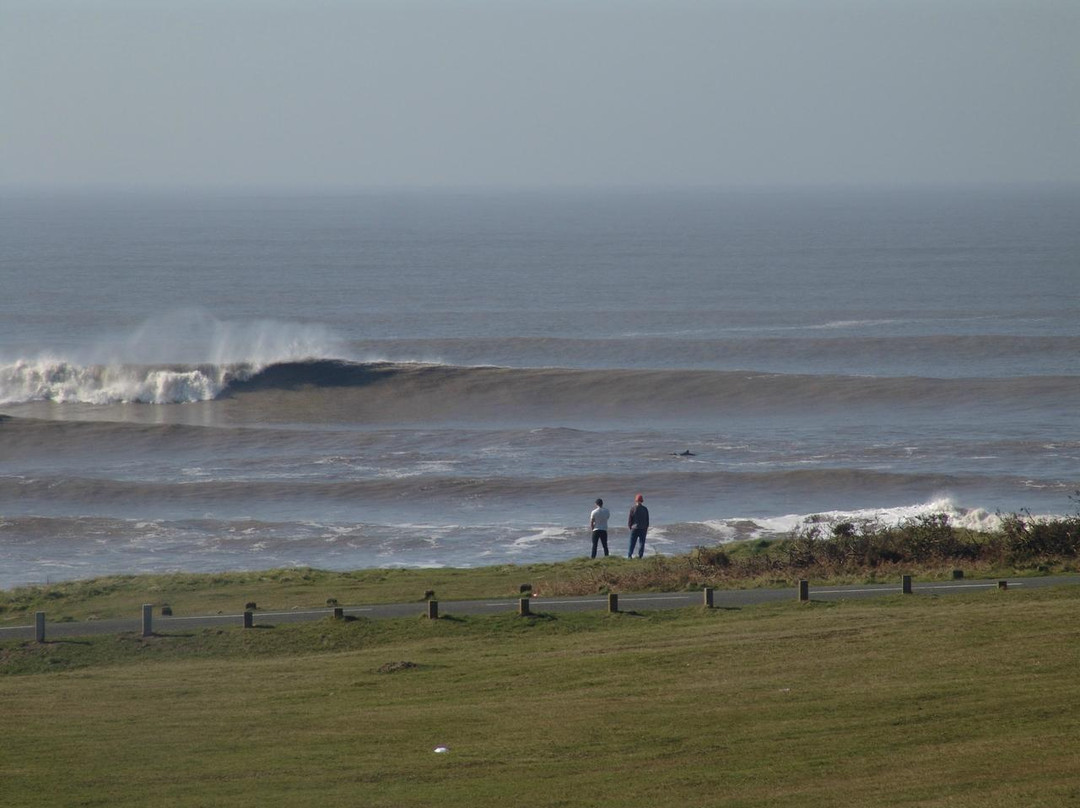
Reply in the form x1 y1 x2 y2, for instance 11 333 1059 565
627 493 649 558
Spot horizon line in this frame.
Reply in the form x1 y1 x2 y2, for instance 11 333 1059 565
4 179 1079 197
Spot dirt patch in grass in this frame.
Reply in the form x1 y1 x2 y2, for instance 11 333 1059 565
377 660 421 674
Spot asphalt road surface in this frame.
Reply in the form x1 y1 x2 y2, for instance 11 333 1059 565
3 575 1077 643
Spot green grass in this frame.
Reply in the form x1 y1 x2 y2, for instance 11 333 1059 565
4 538 1078 626
0 563 582 623
4 585 1080 806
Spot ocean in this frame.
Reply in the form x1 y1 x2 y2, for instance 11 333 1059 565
1 186 1077 588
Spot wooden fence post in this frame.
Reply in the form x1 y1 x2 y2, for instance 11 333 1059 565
519 597 531 616
798 580 809 602
243 611 254 629
703 587 714 608
902 575 912 595
35 611 45 643
998 580 1008 590
427 600 439 620
333 607 344 620
607 593 619 613
142 604 153 637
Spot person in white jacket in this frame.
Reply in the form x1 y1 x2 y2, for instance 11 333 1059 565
589 498 611 558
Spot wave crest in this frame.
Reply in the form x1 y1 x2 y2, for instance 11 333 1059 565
0 312 344 405
6 356 1080 410
0 359 253 404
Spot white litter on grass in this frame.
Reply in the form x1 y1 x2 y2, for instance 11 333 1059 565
433 746 450 754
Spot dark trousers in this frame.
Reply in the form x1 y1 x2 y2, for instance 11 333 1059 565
591 529 609 558
628 529 647 558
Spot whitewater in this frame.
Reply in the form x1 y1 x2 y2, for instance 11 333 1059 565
1 187 1077 588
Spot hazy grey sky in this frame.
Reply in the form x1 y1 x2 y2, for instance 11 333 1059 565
3 0 1077 189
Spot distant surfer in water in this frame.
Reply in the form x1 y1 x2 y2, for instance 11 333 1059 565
589 498 610 558
672 449 695 457
627 494 649 558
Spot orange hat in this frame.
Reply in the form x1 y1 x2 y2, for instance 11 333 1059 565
635 493 644 502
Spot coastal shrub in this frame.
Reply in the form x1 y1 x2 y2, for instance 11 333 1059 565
999 508 1080 560
784 517 906 570
689 546 730 570
899 513 979 562
780 512 998 571
785 526 820 568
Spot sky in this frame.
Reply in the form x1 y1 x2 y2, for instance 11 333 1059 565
2 0 1078 190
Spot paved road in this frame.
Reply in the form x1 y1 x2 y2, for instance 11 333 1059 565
2 574 1077 642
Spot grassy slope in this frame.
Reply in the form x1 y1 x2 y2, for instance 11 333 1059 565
3 545 1073 625
3 586 1080 807
0 562 605 624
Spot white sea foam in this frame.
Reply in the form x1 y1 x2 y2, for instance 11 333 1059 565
508 526 574 552
0 358 233 404
379 461 462 479
812 318 904 330
700 498 1043 540
0 311 345 405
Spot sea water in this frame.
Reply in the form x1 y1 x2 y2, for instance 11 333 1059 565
1 186 1077 587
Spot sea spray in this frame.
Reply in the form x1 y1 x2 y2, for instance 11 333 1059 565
94 310 344 367
0 312 346 404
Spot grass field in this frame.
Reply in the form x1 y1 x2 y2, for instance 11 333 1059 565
3 543 1074 626
4 579 1080 807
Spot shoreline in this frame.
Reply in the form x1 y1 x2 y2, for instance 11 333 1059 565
3 497 1069 592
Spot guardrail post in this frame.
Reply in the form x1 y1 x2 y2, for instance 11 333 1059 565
607 593 619 613
35 611 45 643
703 587 714 608
243 611 254 628
427 600 439 620
798 580 809 602
142 604 153 637
519 597 531 616
902 575 912 595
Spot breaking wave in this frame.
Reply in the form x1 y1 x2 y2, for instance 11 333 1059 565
696 497 1008 540
4 356 1079 413
0 312 343 405
0 359 246 404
